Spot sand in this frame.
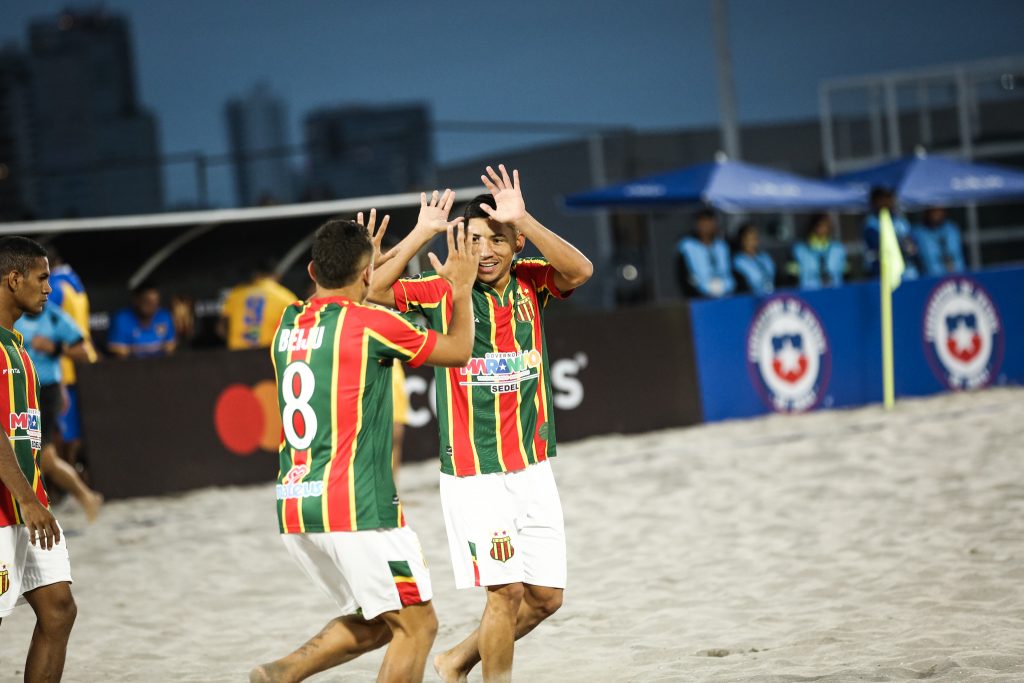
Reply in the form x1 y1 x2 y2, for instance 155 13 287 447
2 387 1023 682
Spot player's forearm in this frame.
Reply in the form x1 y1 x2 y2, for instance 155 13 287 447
446 284 474 364
367 226 437 302
514 213 593 288
0 433 39 505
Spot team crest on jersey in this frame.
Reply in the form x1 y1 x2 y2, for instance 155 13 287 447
489 531 515 563
9 409 41 450
923 277 1004 390
513 288 535 323
747 296 831 413
0 565 8 597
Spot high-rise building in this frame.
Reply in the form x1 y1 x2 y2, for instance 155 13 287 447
226 82 293 206
0 46 36 220
28 8 162 218
304 103 433 199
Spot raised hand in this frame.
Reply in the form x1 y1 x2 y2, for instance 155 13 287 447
416 189 463 235
356 208 395 267
479 164 526 224
428 223 480 289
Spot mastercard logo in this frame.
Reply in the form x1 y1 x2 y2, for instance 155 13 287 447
213 381 281 456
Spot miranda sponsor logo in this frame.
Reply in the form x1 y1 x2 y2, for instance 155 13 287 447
458 350 543 394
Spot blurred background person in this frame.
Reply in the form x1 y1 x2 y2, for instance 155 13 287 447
731 222 775 296
676 209 736 298
15 304 104 521
863 187 920 280
218 259 297 350
108 282 176 358
47 247 97 469
793 213 848 289
913 207 966 276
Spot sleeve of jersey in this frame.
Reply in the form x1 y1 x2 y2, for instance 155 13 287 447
516 259 573 303
392 276 451 314
370 309 438 368
54 308 85 346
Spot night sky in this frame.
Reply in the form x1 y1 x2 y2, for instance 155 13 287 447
3 0 1023 206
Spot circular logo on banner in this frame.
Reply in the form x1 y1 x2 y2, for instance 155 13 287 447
922 277 1004 390
747 296 831 413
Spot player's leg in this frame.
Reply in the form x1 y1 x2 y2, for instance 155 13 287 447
40 444 103 522
435 461 566 682
433 583 562 682
376 601 438 683
249 615 391 683
22 581 76 683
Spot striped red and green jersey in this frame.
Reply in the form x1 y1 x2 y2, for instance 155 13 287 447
393 258 571 477
0 325 48 527
271 296 437 534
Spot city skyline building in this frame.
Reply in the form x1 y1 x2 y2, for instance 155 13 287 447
225 81 293 207
303 103 433 200
28 7 162 218
0 47 36 220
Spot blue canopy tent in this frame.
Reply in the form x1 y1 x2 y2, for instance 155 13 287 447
830 152 1024 267
565 157 866 212
829 153 1024 209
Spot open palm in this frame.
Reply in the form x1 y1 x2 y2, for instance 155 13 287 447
480 164 526 224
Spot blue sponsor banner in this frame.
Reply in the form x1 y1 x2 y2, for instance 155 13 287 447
690 265 1024 422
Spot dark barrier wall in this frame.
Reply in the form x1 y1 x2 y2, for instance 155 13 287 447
77 304 703 499
690 265 1024 422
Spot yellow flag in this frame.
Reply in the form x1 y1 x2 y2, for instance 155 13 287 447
879 208 905 291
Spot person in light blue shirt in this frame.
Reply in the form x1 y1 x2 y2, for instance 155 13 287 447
731 222 775 296
14 304 103 521
14 304 85 387
793 213 847 289
913 207 966 276
676 209 736 298
108 283 177 358
863 186 919 280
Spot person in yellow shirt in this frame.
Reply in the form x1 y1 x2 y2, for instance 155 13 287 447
219 260 298 350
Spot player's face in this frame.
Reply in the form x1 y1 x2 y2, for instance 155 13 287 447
134 288 160 319
468 218 524 288
12 257 51 316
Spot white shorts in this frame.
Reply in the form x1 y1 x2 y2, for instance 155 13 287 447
280 525 432 621
440 459 566 590
0 524 73 618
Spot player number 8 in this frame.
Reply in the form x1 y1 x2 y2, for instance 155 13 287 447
282 361 317 450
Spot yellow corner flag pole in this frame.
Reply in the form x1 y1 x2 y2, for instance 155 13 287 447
879 208 905 409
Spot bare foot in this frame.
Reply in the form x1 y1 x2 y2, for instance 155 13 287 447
83 491 104 523
249 664 277 683
433 651 469 683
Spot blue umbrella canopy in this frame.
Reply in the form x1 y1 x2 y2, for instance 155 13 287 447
830 154 1024 209
565 158 866 212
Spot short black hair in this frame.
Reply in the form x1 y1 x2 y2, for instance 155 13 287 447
463 193 496 224
0 236 47 278
869 186 893 204
131 279 160 298
804 212 830 240
311 219 372 288
695 208 717 222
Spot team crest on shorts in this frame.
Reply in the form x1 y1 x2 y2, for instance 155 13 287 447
490 531 515 563
923 277 1004 390
0 565 8 597
747 296 831 413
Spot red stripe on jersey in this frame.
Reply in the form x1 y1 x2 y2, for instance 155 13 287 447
449 365 478 475
492 303 526 470
283 301 327 533
325 316 360 532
